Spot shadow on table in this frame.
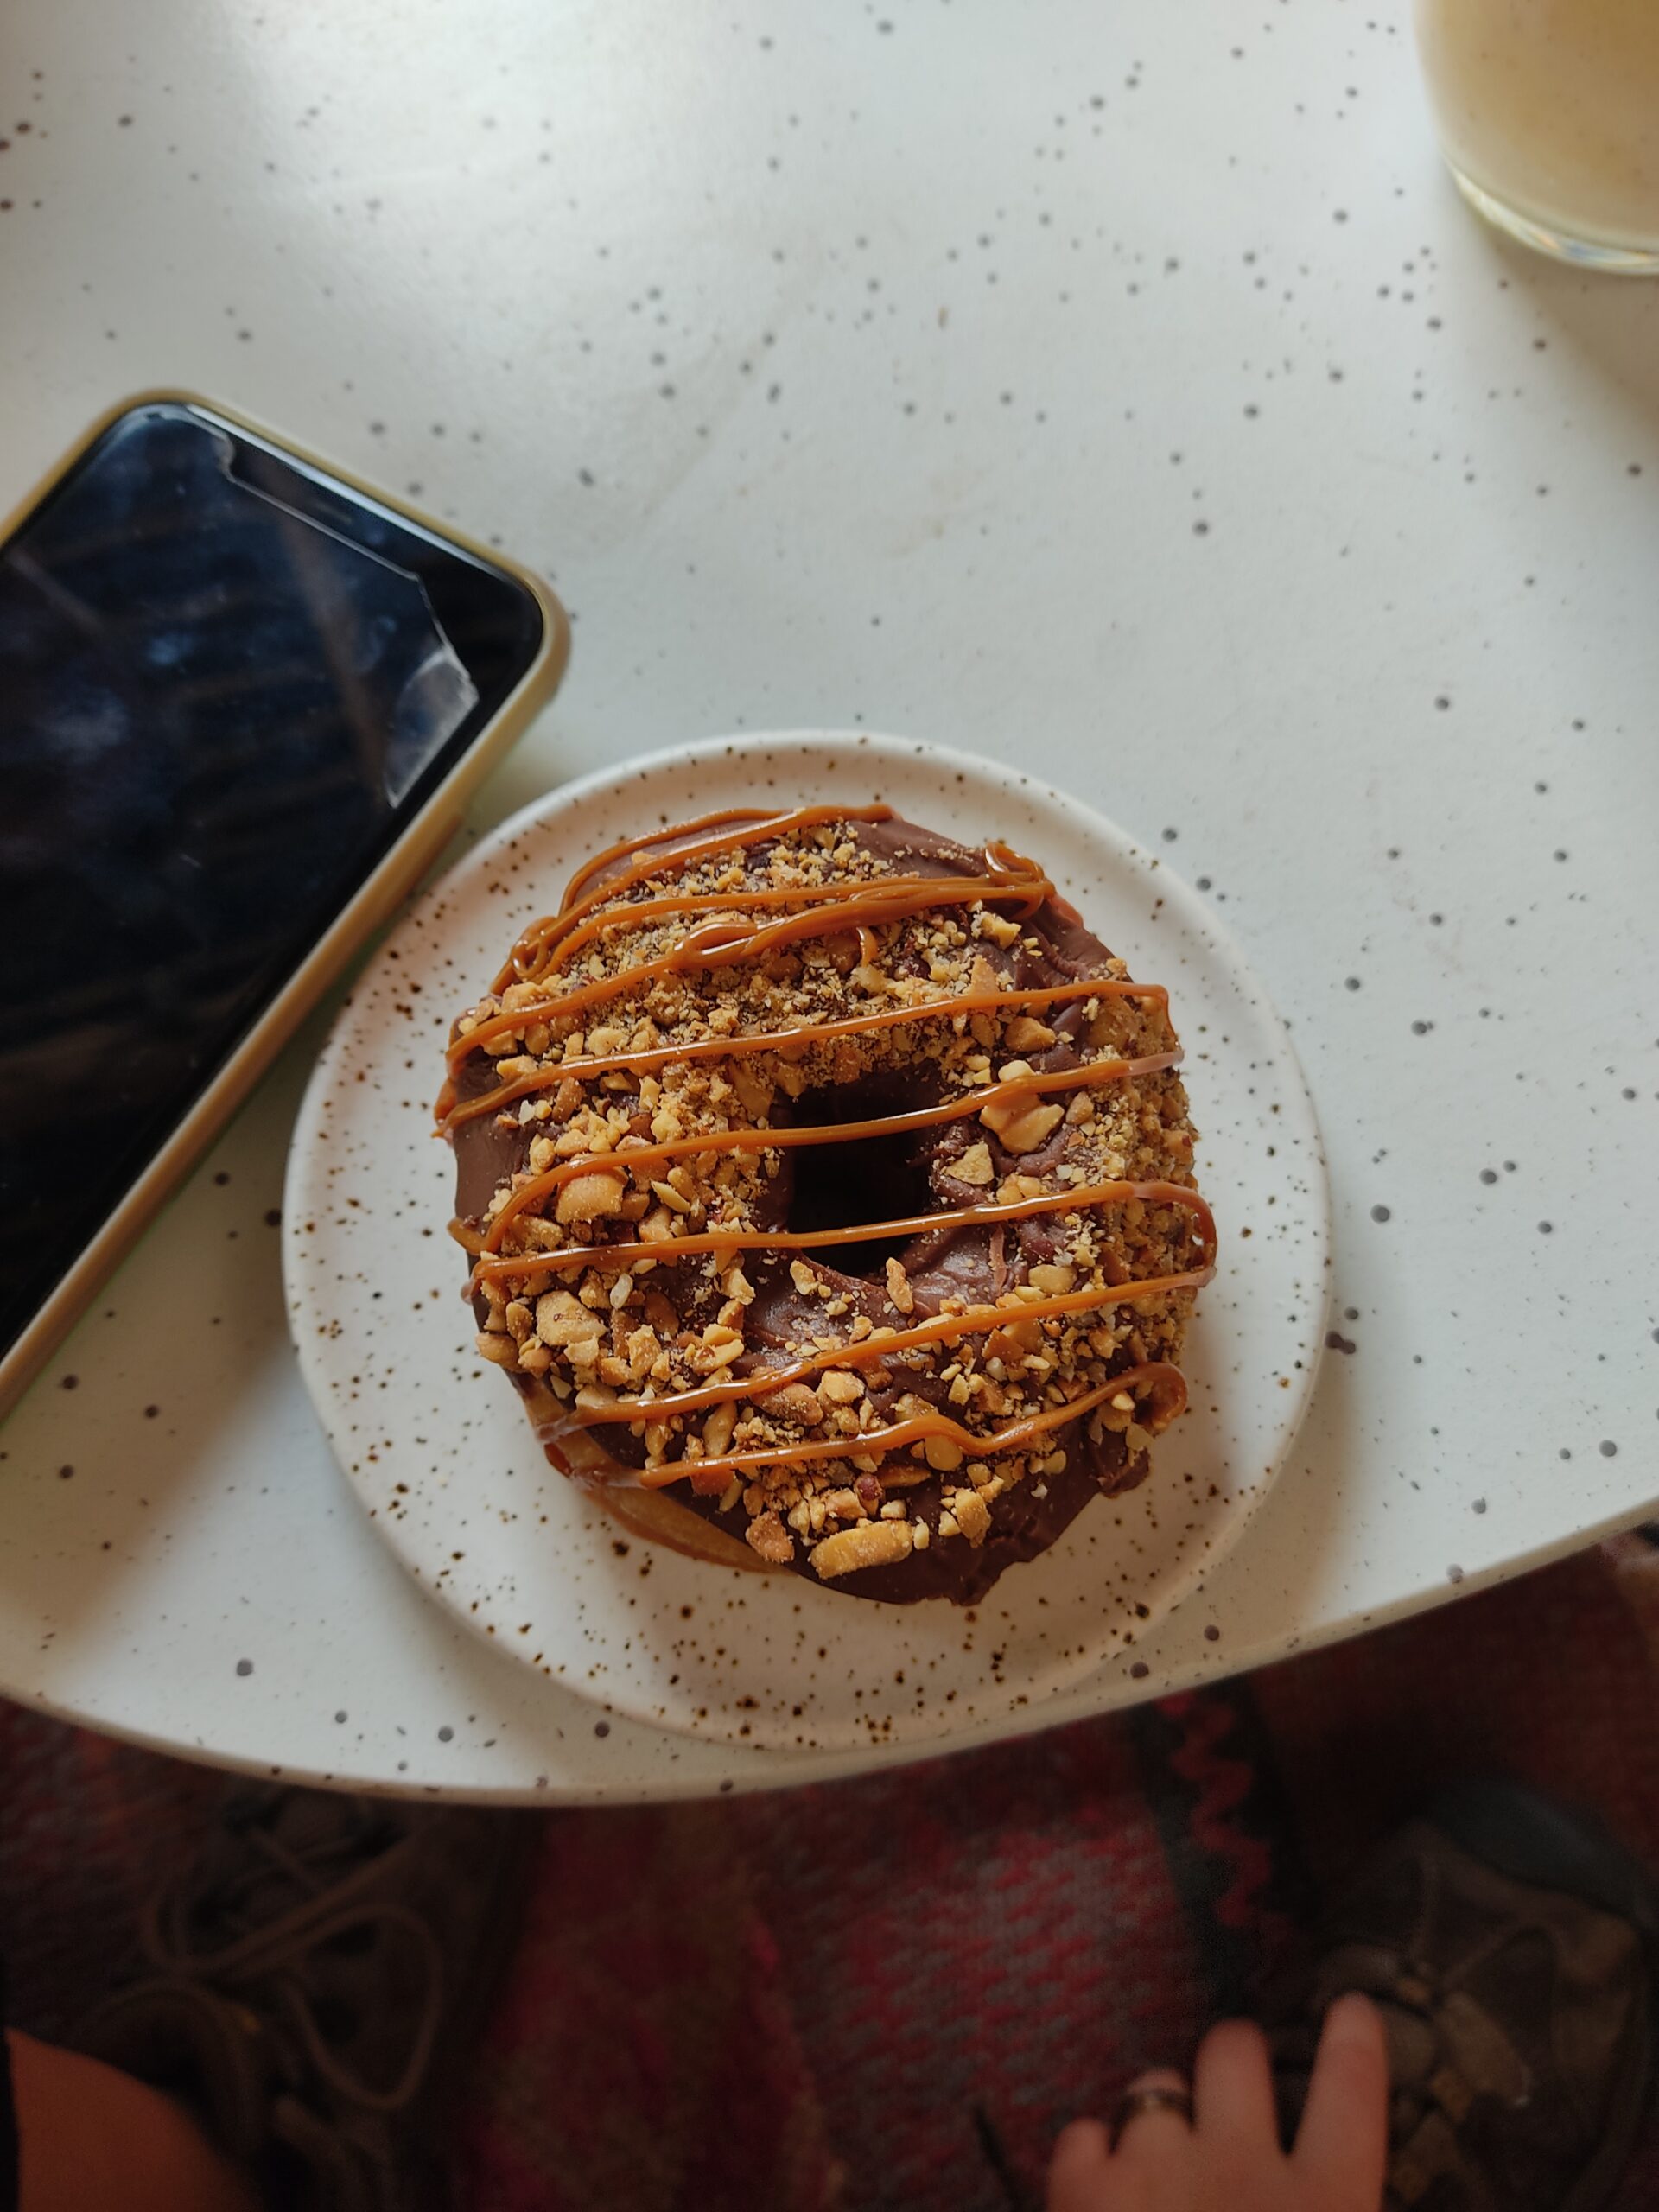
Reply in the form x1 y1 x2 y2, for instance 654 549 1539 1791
1480 221 1659 430
1185 1317 1367 1677
0 1326 298 1647
0 1056 312 1648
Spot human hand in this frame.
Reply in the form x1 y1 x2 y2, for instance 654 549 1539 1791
1047 1993 1387 2212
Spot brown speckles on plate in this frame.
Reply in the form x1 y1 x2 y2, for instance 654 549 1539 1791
283 734 1328 1753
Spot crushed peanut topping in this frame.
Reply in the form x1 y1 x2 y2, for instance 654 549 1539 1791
444 805 1208 1595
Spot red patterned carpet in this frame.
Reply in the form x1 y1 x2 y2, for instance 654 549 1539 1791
7 1536 1659 2210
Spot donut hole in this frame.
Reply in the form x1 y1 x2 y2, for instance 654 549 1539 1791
786 1082 938 1277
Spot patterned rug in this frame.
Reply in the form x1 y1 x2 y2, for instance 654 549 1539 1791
7 1535 1659 2210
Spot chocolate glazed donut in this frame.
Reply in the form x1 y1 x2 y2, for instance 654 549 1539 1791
439 804 1213 1605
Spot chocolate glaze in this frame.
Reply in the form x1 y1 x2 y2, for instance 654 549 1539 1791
451 810 1190 1605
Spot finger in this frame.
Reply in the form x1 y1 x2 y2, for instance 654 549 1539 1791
1192 2018 1281 2152
1109 2068 1195 2163
1292 1993 1389 2198
1047 2118 1111 2211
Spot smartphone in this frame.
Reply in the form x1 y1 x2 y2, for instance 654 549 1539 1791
0 392 569 1420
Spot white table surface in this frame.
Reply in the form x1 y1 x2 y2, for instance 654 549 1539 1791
1 0 1655 1805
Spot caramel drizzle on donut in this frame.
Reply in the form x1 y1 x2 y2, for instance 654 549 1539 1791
442 805 1210 1492
505 803 1047 984
478 1179 1211 1279
471 1052 1184 1252
439 981 1169 1135
440 800 1055 1103
543 1362 1189 1497
454 869 1059 1057
546 1271 1206 1429
517 804 899 981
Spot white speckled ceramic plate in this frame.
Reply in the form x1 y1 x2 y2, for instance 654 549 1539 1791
284 733 1329 1753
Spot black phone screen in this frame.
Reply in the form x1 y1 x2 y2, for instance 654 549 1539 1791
0 399 547 1358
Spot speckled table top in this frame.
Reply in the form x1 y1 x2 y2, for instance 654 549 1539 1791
0 0 1655 1802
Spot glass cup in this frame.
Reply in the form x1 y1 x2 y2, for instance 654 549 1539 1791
1414 0 1659 271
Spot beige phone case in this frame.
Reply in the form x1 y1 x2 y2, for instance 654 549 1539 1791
0 391 571 1423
